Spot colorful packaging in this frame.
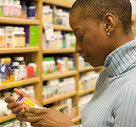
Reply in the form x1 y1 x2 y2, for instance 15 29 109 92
24 25 39 47
0 58 11 84
16 96 41 117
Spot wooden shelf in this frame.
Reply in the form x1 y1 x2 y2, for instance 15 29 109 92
43 71 78 81
53 25 72 31
0 47 40 54
43 48 75 54
50 104 67 111
132 14 136 22
0 77 40 90
43 0 74 8
0 114 16 123
79 66 103 72
71 115 81 123
0 17 39 25
43 91 77 105
79 88 94 96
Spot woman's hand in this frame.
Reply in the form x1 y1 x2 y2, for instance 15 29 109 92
5 88 42 121
25 108 75 127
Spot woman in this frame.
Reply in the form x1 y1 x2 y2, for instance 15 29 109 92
5 0 136 126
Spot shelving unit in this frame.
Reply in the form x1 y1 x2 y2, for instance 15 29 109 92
43 0 74 8
1 0 129 125
71 115 81 123
50 104 67 110
79 66 103 72
0 114 16 123
43 71 77 81
43 91 77 105
43 48 75 54
0 77 40 90
53 24 72 31
0 47 40 54
79 88 94 96
0 17 39 25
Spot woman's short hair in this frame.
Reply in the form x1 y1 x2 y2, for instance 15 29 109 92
71 0 132 33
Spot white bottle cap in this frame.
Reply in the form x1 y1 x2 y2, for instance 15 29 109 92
1 28 4 33
4 0 8 4
14 57 24 61
13 62 19 66
9 0 13 4
0 0 3 4
25 85 34 90
14 0 20 5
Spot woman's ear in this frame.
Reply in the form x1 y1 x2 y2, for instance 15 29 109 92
103 13 115 35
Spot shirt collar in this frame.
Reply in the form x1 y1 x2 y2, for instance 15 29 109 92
104 38 136 77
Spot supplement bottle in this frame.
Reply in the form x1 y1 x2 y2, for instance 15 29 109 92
19 27 25 47
28 61 37 77
27 1 36 20
2 0 10 17
0 28 6 48
14 0 21 18
13 62 20 81
13 27 20 48
9 0 14 17
14 57 26 80
20 1 27 19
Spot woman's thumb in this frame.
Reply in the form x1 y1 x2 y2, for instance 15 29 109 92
14 88 28 97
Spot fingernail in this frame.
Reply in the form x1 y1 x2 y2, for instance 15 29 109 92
22 105 26 108
17 101 22 105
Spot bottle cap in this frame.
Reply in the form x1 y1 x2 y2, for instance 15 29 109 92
14 57 24 61
13 62 19 66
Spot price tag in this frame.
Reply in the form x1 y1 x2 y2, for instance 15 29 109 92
7 82 23 88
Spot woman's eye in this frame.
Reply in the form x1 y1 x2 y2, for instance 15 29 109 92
77 34 84 40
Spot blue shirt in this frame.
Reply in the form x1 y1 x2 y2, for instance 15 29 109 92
81 39 136 127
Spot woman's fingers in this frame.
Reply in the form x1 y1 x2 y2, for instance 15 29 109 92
5 97 15 103
14 88 28 97
7 101 23 110
25 108 46 115
17 109 26 117
27 116 41 122
12 105 26 114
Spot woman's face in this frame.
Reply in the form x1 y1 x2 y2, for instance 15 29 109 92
69 12 113 67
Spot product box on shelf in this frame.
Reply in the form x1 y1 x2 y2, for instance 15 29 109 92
24 25 39 47
0 58 11 84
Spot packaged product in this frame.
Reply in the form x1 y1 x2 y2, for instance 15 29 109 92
16 95 41 117
0 58 11 84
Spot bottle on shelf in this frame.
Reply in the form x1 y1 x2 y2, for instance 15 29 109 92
0 0 3 17
14 57 26 80
13 62 20 81
9 0 14 18
2 0 10 17
28 61 37 77
0 28 6 48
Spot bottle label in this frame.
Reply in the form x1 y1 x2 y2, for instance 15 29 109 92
2 5 10 17
14 69 20 81
6 35 13 48
19 64 26 80
20 34 25 47
0 35 6 48
9 6 14 17
14 34 20 47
